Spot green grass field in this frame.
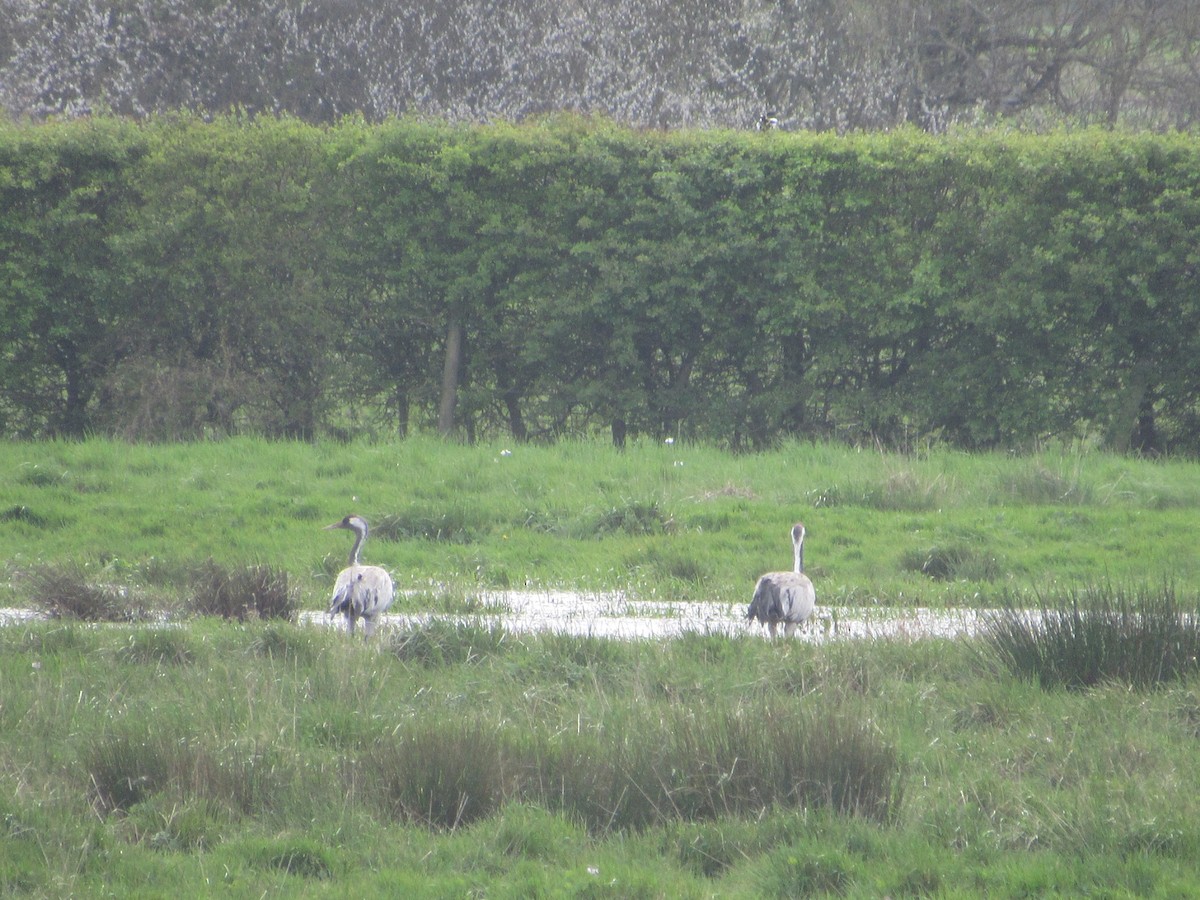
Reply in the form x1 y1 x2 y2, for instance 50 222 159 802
2 438 1199 897
2 436 1198 610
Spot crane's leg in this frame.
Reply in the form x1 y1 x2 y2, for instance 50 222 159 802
767 621 778 638
784 621 799 638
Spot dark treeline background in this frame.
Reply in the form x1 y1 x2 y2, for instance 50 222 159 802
3 0 1200 132
2 116 1198 452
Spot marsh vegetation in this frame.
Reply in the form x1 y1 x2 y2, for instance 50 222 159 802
2 438 1199 896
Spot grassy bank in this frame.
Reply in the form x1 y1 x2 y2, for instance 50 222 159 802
2 437 1198 611
3 438 1200 896
3 618 1200 896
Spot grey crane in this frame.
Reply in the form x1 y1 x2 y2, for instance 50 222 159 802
325 515 395 637
747 522 816 637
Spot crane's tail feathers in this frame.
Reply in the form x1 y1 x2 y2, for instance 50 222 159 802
749 579 784 623
328 593 349 617
328 588 364 619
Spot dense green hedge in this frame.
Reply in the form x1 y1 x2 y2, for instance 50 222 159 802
2 115 1198 451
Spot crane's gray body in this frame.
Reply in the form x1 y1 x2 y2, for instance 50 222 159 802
747 523 816 638
326 515 395 637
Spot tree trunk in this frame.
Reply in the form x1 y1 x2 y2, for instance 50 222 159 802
611 417 627 448
438 318 463 437
1107 359 1154 453
53 339 91 438
504 392 527 442
394 385 409 439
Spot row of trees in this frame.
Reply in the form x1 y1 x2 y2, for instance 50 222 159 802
3 0 1200 132
2 115 1199 451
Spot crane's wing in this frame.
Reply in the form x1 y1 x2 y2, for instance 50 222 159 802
748 572 814 625
329 566 395 619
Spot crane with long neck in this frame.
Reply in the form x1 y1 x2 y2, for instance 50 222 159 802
325 515 395 637
747 522 816 638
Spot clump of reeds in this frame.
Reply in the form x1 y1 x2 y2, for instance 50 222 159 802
1000 460 1092 504
762 851 854 897
360 718 509 830
385 619 511 668
86 733 171 815
29 563 152 622
248 623 320 662
592 499 674 536
85 730 287 819
542 704 902 833
347 701 902 834
242 838 334 879
116 629 197 665
978 582 1200 690
374 504 486 543
187 560 296 621
900 541 999 582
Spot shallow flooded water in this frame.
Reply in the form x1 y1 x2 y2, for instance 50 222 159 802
2 590 997 641
306 589 996 642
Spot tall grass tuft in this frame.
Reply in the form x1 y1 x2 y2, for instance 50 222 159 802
116 629 197 665
761 849 854 897
339 694 901 836
0 503 58 527
187 560 296 621
28 563 151 622
242 837 335 879
84 729 289 820
86 734 172 815
358 718 510 830
248 623 320 663
978 583 1200 690
385 620 511 668
539 702 902 833
591 499 674 536
119 796 228 851
1001 459 1092 504
899 541 999 582
375 503 487 543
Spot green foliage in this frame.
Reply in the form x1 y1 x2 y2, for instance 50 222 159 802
375 504 490 543
3 118 1200 450
362 716 510 830
591 498 674 536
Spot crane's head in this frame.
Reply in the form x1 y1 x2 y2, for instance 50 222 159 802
791 522 806 545
325 514 369 537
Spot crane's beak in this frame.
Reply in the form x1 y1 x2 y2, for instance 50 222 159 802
324 521 346 531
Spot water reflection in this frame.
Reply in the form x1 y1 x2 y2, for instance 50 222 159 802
307 590 992 641
2 590 995 640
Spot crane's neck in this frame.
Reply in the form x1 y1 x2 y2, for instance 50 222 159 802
793 535 805 573
348 526 367 566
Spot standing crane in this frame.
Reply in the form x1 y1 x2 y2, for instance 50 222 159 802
747 522 816 638
325 515 395 637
